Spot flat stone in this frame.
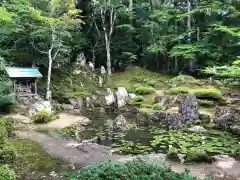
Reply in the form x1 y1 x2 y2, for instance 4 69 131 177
187 126 207 133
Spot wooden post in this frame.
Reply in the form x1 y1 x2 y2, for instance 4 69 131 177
13 80 16 95
34 79 37 95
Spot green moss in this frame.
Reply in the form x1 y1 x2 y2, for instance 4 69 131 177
9 139 64 173
169 87 222 100
169 87 191 94
198 100 215 107
169 75 196 86
69 91 89 98
108 67 171 90
139 108 157 115
135 86 155 95
152 103 164 110
191 88 222 100
140 104 153 108
132 96 144 102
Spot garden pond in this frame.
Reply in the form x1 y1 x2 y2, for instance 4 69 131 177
60 109 240 162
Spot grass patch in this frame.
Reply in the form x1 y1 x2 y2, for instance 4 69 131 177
108 67 171 90
135 86 155 95
9 139 64 173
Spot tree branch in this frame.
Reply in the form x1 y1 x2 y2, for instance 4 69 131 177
31 41 48 54
109 8 116 37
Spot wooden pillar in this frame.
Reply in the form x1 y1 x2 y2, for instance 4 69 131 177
13 80 16 95
34 79 37 95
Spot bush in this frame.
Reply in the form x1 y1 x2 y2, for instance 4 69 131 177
69 159 204 180
0 126 7 147
135 86 155 95
0 118 13 138
31 111 53 124
0 144 17 164
169 75 195 86
0 165 15 180
152 103 164 110
0 79 14 113
185 149 210 162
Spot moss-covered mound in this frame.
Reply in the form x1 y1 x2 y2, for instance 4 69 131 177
169 87 222 100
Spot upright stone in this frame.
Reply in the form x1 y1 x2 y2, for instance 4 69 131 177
179 94 199 124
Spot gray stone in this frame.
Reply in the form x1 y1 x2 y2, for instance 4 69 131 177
128 93 137 99
113 115 129 131
105 88 115 105
230 125 240 135
115 87 128 108
69 98 83 109
179 94 199 124
28 100 52 117
187 125 207 133
77 117 91 126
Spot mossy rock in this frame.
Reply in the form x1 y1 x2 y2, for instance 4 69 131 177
135 86 155 95
198 100 215 107
152 103 164 110
169 75 195 86
169 87 222 100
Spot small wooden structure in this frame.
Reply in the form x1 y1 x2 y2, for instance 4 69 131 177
5 67 43 97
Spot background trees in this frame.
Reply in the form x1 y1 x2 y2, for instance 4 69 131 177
0 0 239 76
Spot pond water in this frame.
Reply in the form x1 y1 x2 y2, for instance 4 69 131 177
79 109 240 158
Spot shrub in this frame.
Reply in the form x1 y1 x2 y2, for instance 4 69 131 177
69 159 204 180
0 118 14 138
169 75 195 86
0 126 7 146
31 111 52 124
152 103 164 110
0 78 14 113
0 144 17 164
0 165 15 180
135 86 155 95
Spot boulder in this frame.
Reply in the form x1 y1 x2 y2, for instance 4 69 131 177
113 115 129 131
28 100 52 117
69 98 83 109
179 94 199 124
213 107 240 129
150 111 183 129
187 126 207 133
105 88 115 106
77 117 91 126
230 125 240 135
128 93 137 99
115 87 128 109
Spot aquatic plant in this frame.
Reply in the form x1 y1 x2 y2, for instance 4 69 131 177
112 140 152 155
150 129 240 162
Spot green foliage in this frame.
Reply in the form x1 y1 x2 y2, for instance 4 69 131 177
69 159 205 180
0 144 17 164
0 118 14 138
0 165 15 180
0 77 14 113
31 111 54 124
59 125 75 137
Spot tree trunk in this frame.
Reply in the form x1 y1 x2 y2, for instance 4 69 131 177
46 51 53 100
187 0 194 71
105 33 112 75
